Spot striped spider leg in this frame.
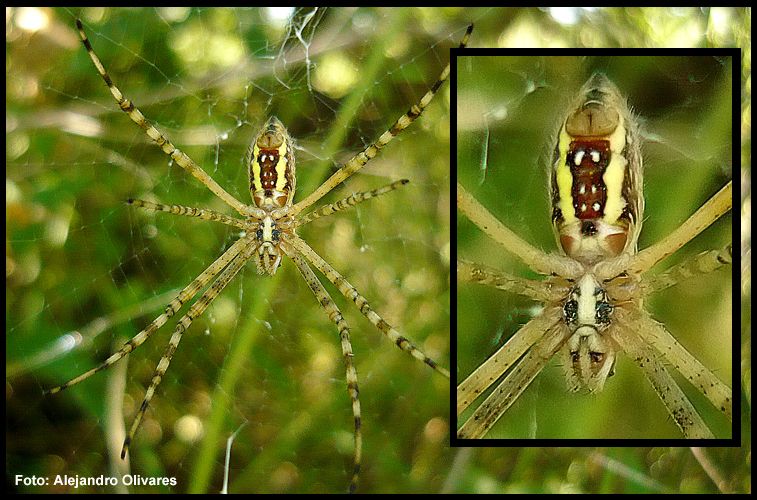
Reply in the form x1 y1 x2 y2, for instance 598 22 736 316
457 73 732 439
47 20 472 492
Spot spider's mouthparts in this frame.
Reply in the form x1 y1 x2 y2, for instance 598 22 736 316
256 242 282 276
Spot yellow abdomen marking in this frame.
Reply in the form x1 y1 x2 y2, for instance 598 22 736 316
251 142 289 193
600 117 627 224
273 141 289 192
251 144 263 192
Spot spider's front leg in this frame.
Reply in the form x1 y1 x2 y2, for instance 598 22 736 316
457 183 583 278
615 306 733 421
610 316 715 439
75 19 250 217
45 236 249 396
122 239 257 457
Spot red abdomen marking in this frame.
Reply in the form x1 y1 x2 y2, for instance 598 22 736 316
257 148 280 191
566 140 610 220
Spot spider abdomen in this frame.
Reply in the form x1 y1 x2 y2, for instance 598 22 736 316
550 73 644 264
248 116 296 210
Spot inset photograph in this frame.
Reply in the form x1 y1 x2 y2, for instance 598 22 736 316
455 53 736 441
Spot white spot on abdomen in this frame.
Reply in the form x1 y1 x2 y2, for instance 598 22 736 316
573 149 585 166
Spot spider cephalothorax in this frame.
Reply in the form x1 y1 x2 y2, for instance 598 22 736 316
561 274 617 392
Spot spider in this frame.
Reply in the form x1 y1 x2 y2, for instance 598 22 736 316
46 19 472 491
456 71 733 439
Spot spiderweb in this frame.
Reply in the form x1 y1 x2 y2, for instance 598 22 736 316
7 7 462 493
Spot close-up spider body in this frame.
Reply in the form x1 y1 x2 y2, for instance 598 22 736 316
456 54 735 440
7 9 469 493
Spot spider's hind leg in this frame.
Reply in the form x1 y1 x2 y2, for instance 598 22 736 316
288 252 362 494
122 241 253 457
288 234 450 378
611 319 715 439
291 24 474 217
